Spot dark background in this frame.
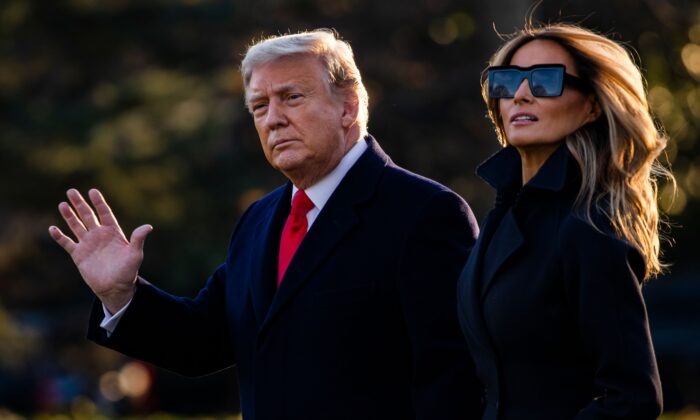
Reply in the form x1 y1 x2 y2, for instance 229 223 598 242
1 0 699 417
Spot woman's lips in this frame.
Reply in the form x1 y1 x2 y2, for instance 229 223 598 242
509 112 539 126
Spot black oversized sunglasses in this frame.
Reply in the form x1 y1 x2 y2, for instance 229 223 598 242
487 64 591 99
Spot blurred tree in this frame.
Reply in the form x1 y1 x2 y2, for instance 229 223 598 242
0 304 37 368
0 0 698 415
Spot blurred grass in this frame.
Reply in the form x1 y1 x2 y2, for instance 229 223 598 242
661 407 700 419
1 0 699 416
1 407 699 420
0 411 243 420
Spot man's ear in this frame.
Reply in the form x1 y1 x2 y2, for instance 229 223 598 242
341 90 360 129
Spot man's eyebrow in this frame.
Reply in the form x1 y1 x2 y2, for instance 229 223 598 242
247 80 315 105
246 92 266 104
272 81 311 95
247 84 294 103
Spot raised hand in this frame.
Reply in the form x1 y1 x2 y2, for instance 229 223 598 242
49 188 153 314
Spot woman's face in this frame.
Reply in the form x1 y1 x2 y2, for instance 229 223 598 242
499 39 597 150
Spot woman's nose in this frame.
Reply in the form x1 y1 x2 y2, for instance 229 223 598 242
512 78 533 103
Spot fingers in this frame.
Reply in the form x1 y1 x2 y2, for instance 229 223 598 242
55 188 148 252
48 225 77 254
88 188 121 229
58 201 88 240
67 188 100 230
129 224 153 252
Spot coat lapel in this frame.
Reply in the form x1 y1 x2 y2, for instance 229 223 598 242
249 184 292 325
479 207 524 299
457 207 503 357
459 143 575 367
473 144 572 300
259 136 388 333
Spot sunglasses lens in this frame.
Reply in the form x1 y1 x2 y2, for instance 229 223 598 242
489 69 522 98
488 66 567 98
530 68 564 97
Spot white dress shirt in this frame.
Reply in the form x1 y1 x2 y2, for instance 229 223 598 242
101 137 368 335
292 138 367 230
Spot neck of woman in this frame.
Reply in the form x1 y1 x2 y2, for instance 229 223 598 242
516 142 563 185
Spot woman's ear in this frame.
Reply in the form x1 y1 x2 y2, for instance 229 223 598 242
585 95 602 123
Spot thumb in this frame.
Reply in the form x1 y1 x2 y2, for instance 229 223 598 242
130 224 153 251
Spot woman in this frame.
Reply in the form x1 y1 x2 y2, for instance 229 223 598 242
457 23 673 419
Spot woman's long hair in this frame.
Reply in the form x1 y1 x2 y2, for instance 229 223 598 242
482 22 674 279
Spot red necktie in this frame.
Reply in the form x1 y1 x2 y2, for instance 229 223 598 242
277 190 314 285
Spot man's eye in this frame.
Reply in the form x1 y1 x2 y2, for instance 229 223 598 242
288 94 303 101
252 103 267 113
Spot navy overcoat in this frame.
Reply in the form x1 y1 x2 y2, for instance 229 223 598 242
88 136 484 419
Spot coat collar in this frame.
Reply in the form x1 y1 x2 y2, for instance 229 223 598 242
255 135 390 334
472 143 581 299
476 143 578 197
458 142 580 374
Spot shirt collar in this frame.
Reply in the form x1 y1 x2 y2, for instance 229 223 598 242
476 143 576 194
291 137 368 210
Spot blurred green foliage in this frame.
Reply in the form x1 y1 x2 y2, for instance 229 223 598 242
1 0 699 415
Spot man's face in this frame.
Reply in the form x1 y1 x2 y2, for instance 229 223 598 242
247 55 357 188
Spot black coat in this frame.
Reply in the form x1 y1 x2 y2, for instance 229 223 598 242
88 136 484 419
457 144 662 420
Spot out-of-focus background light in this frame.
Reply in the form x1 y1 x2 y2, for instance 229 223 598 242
1 0 700 418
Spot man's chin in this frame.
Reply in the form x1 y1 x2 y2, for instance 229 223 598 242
272 157 305 179
273 157 302 172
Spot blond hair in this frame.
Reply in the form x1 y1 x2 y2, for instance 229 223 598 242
482 23 674 279
241 29 369 137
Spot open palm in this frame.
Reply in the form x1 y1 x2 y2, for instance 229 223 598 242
49 188 152 313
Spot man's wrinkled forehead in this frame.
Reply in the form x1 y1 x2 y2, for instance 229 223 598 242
245 56 329 102
251 54 327 81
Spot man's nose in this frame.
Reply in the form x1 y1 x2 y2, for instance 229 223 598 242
264 102 288 129
513 78 533 104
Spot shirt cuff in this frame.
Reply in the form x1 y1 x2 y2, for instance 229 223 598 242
99 299 132 337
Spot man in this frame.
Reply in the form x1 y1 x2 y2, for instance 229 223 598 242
49 29 482 419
